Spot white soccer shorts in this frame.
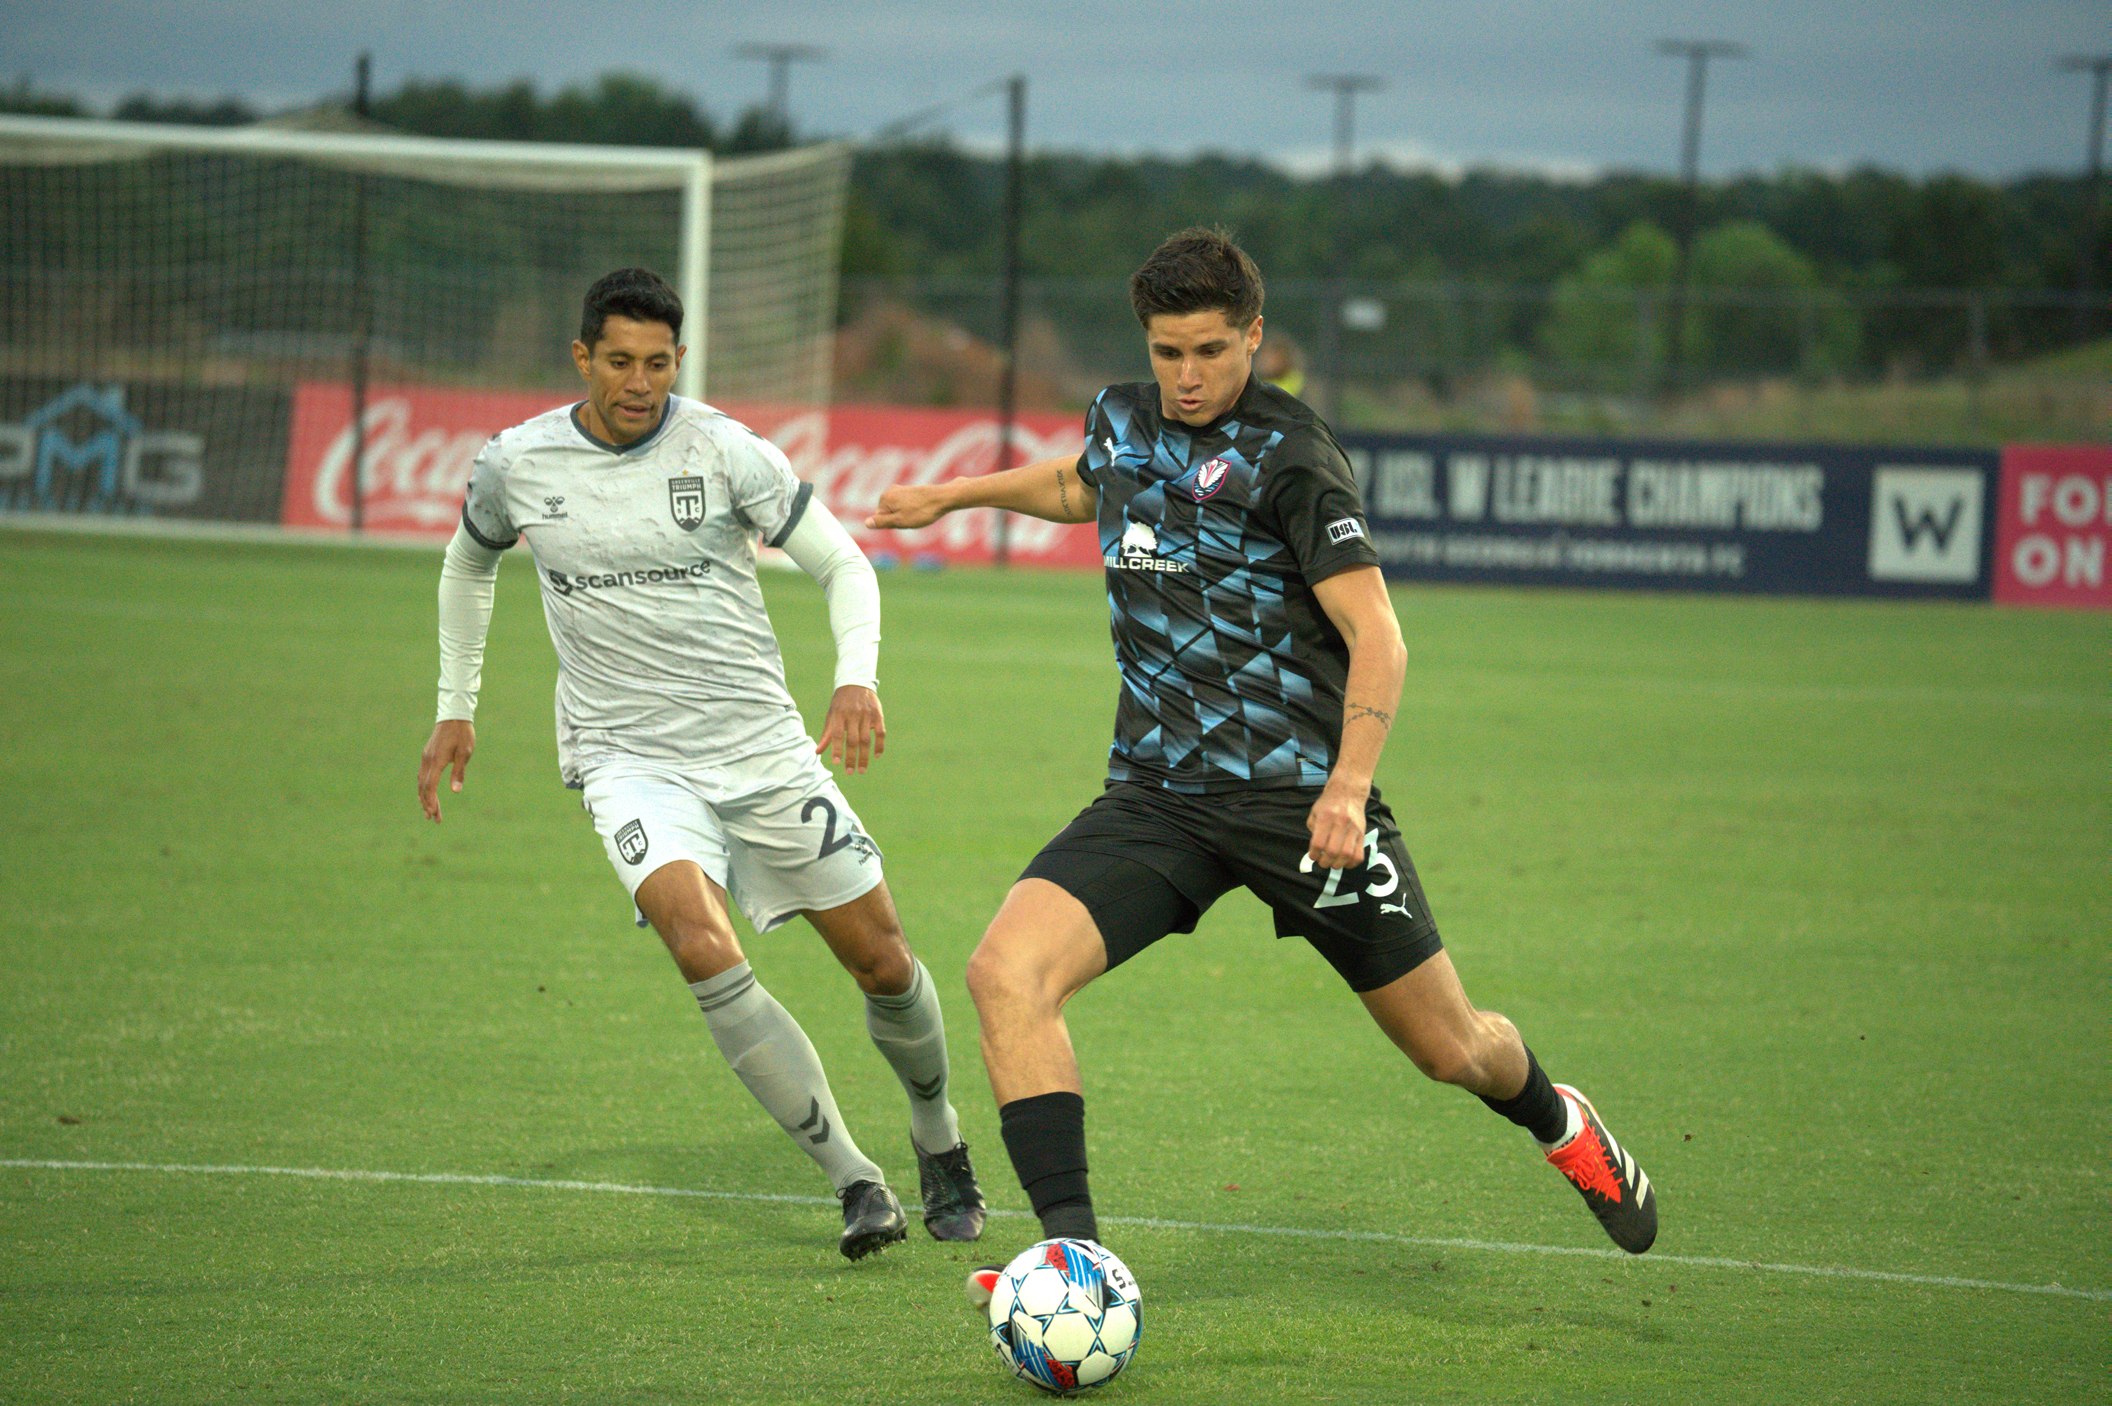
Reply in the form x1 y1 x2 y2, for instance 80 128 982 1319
577 746 885 933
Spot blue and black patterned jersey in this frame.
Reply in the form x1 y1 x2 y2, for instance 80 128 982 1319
1075 376 1380 794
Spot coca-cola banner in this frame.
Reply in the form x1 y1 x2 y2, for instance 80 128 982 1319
282 382 1095 566
795 404 1094 568
284 383 566 535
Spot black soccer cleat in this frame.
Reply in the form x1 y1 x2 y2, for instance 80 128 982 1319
837 1179 909 1261
915 1140 988 1242
1543 1084 1658 1254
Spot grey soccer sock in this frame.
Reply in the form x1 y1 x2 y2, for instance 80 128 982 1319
692 961 884 1193
863 958 963 1154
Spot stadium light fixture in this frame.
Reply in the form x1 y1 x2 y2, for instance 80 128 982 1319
1304 73 1386 426
1305 73 1386 178
1655 38 1749 402
734 42 829 122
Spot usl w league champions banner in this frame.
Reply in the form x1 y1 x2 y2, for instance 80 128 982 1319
1343 432 2070 606
1341 432 2107 607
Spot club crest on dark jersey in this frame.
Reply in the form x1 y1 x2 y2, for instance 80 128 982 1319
669 476 704 530
1193 458 1231 501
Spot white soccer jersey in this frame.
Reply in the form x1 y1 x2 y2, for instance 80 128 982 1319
461 395 814 786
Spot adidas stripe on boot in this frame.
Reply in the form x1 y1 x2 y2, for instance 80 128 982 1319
1542 1084 1657 1254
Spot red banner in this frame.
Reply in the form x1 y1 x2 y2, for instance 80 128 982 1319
787 403 1095 568
1992 444 2112 609
283 383 1097 567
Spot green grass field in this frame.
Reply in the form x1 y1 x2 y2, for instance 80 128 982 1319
1 524 2105 1405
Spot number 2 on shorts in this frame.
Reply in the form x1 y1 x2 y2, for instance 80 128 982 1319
801 795 854 859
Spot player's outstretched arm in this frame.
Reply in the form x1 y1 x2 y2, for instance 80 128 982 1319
866 453 1096 529
418 719 476 822
1306 565 1407 869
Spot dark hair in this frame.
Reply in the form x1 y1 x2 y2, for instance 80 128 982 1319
1128 226 1265 329
578 267 683 348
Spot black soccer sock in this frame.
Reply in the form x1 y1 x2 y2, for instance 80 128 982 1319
999 1091 1098 1242
1479 1047 1571 1146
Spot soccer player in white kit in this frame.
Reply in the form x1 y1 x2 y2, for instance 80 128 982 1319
416 267 984 1260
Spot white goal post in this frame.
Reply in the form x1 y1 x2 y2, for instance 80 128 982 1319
0 112 848 523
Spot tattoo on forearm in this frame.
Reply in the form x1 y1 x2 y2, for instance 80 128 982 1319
1056 467 1072 518
1346 703 1393 730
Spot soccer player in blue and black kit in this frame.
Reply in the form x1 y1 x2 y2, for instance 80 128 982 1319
869 228 1656 1277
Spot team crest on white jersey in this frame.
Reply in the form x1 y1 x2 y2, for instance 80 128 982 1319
669 476 704 531
1193 458 1231 501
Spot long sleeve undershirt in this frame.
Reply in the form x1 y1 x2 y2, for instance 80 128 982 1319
432 497 880 723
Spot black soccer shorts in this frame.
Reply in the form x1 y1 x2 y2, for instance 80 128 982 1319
1019 781 1444 993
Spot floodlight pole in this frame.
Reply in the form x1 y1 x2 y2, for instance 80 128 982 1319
734 42 828 124
350 52 372 534
993 74 1026 569
1655 39 1747 402
2058 54 2111 338
1306 73 1384 427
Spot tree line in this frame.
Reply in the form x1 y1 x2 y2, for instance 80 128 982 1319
9 72 2100 288
7 71 2104 374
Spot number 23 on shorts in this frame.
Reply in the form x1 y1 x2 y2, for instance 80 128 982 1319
1298 827 1404 911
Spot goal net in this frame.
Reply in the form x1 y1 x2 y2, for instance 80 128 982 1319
0 111 848 524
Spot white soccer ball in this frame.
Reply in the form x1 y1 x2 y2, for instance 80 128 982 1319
986 1239 1142 1394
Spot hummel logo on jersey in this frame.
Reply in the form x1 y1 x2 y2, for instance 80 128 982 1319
615 819 648 865
544 495 567 518
1193 457 1231 502
669 475 705 530
1326 516 1367 544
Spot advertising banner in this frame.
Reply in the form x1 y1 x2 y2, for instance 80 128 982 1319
795 404 1094 569
1991 443 2111 609
0 376 290 523
277 387 2097 607
1341 432 1998 601
282 383 1095 566
283 383 569 534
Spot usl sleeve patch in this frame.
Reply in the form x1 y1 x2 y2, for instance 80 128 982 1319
1326 517 1367 544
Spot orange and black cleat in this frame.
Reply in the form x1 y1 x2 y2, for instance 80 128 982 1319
1543 1084 1658 1254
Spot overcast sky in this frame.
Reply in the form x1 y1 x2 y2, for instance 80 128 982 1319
5 0 2106 181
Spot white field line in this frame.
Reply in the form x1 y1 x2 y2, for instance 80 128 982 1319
6 1158 2104 1303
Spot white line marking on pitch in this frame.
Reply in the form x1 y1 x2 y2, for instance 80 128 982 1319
6 1159 2103 1303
